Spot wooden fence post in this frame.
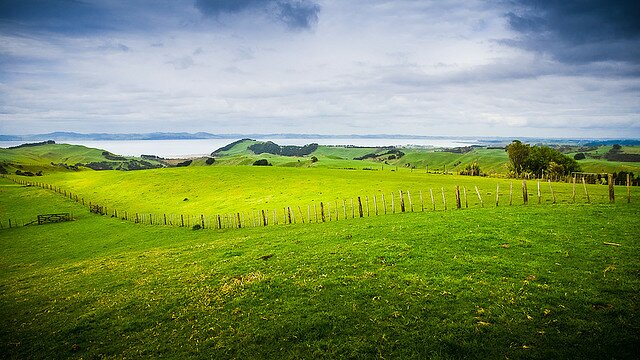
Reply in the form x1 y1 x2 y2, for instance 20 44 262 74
455 186 461 209
608 174 615 203
382 194 387 214
287 207 292 224
327 202 332 221
391 192 395 213
399 190 405 212
582 178 590 203
537 180 541 204
407 191 413 212
628 173 631 203
237 213 242 228
320 202 326 222
441 187 447 210
430 188 435 210
164 214 167 225
358 197 364 218
314 203 318 222
374 195 378 215
343 199 347 219
262 210 267 226
201 215 206 229
509 182 513 206
495 184 500 207
351 198 355 218
420 190 424 211
548 180 556 204
299 206 305 224
522 180 528 205
475 186 483 207
463 187 468 208
335 200 339 220
572 176 576 203
366 196 370 216
217 215 222 229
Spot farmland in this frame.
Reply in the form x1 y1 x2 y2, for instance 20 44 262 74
1 141 639 359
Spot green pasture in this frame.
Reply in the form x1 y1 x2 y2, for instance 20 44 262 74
1 176 639 359
24 166 639 227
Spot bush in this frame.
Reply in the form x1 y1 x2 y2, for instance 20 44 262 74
205 157 215 165
176 160 192 167
574 153 586 160
192 224 202 230
253 159 272 166
311 156 318 163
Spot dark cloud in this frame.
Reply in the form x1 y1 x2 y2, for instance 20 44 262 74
0 0 112 34
195 0 320 29
505 0 640 65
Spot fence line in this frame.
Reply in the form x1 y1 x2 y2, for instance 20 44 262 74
0 174 633 232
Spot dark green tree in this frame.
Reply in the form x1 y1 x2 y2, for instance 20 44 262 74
506 140 530 175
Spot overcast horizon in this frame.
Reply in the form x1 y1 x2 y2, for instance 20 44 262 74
1 0 639 138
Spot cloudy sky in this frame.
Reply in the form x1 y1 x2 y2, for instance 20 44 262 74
0 0 638 137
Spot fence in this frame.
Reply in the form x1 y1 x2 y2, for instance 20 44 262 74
1 174 635 231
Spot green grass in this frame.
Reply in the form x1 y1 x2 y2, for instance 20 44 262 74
27 166 639 226
1 177 639 359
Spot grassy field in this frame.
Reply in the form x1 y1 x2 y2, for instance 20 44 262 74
1 176 639 359
11 166 637 229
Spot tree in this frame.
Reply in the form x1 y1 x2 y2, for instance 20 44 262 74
506 140 530 175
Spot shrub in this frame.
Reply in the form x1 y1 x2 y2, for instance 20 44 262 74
574 153 586 160
311 156 318 163
253 159 272 166
205 157 215 165
192 224 202 230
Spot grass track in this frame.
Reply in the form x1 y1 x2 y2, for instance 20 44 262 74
1 178 639 359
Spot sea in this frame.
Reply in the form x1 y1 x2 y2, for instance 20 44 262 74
0 137 481 158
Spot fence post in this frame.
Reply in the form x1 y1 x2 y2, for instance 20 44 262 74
582 178 590 203
374 195 378 215
430 188 435 210
202 215 206 228
237 213 241 228
548 180 556 204
391 192 395 213
363 196 368 216
608 174 615 203
335 200 339 220
522 180 529 205
164 214 167 225
382 193 387 214
399 190 405 212
475 186 483 207
420 190 424 211
314 203 318 222
327 203 332 221
262 210 267 226
217 215 222 229
358 197 364 218
455 186 461 209
537 180 541 204
320 202 326 222
343 199 347 219
407 191 413 212
350 198 354 218
572 176 576 202
441 187 447 210
495 184 500 206
287 207 292 224
628 173 631 203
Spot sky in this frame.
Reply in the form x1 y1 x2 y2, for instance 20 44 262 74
0 0 639 138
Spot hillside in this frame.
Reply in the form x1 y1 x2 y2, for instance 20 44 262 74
0 142 163 174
